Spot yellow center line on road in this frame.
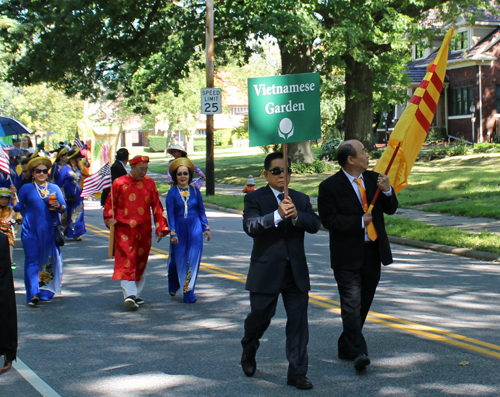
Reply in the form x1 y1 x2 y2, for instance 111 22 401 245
86 223 500 360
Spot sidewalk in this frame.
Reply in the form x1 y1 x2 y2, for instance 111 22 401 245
149 174 500 262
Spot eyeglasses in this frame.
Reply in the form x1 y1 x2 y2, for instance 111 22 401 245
177 171 189 176
136 167 148 172
34 169 49 174
268 167 292 176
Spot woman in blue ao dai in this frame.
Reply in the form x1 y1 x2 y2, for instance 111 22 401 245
59 149 86 240
12 157 66 306
166 157 211 303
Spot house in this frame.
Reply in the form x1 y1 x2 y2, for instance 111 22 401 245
380 9 500 144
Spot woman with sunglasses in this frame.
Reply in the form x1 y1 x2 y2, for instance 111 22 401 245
11 157 66 306
59 149 86 241
165 157 211 303
166 144 206 190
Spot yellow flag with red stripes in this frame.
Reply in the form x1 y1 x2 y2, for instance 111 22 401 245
374 28 454 194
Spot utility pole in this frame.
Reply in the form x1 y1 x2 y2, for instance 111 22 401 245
205 0 215 196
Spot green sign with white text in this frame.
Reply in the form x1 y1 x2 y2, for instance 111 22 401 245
248 73 321 147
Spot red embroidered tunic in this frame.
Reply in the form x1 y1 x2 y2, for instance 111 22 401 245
104 174 169 281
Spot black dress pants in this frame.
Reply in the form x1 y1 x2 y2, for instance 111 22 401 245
241 265 309 375
334 242 381 359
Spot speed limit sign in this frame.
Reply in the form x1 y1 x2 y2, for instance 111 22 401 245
201 88 222 115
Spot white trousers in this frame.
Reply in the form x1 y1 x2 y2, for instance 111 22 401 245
121 275 146 299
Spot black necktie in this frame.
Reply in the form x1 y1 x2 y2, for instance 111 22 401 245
277 193 284 201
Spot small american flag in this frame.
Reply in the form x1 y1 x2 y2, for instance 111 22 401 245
74 131 85 149
81 163 111 197
0 147 10 175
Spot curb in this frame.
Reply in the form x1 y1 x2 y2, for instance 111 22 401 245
203 203 500 263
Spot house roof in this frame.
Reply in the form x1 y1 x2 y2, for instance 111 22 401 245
407 26 500 84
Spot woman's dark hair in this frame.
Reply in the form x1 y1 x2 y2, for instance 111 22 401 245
171 166 193 185
23 136 33 148
180 152 187 158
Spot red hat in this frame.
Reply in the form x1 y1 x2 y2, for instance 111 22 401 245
130 155 150 165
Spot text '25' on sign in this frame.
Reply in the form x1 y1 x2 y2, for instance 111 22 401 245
201 88 222 115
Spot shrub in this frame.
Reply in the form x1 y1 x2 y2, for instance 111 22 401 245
193 137 206 152
148 136 168 152
472 143 500 154
291 159 335 174
214 129 233 146
319 137 342 161
370 149 384 159
426 127 446 144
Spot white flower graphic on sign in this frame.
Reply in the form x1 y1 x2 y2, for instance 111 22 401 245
278 118 294 140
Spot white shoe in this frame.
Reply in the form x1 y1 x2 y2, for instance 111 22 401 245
124 296 139 309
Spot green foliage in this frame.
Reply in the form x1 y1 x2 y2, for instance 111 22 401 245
426 144 474 159
291 159 334 174
0 82 83 144
193 137 206 152
370 149 384 159
319 136 343 161
260 144 282 154
148 136 168 152
214 129 233 146
425 127 446 144
233 115 249 140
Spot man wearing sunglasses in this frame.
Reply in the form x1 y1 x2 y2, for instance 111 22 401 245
318 140 398 372
240 152 321 389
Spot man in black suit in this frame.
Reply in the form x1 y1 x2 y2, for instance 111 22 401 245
0 232 17 374
318 139 398 372
240 152 321 389
100 148 129 206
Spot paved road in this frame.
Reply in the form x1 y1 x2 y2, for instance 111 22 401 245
2 200 500 396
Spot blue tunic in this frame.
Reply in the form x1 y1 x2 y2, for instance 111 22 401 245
166 185 209 303
14 183 66 303
60 164 86 238
50 161 64 188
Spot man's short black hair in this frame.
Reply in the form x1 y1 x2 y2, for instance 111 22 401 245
171 165 193 185
20 158 30 166
337 142 357 167
115 148 129 161
264 152 291 171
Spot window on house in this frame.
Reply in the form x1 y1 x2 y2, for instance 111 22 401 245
450 32 468 51
496 86 500 113
449 86 473 116
414 44 424 59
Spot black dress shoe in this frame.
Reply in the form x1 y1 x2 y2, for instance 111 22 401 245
287 374 313 390
241 353 256 377
353 354 370 371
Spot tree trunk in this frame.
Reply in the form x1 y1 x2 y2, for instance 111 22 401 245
279 41 314 164
343 54 376 151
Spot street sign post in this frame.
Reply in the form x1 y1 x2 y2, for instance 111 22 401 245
247 73 321 146
201 88 222 115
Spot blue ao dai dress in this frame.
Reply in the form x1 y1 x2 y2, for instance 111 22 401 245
14 183 66 303
60 164 86 238
166 185 209 303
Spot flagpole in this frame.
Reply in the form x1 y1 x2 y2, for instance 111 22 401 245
108 148 115 259
283 143 289 198
367 142 401 212
8 175 18 202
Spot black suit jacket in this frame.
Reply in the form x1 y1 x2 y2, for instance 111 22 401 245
0 232 17 362
318 170 398 269
101 160 128 205
243 185 321 294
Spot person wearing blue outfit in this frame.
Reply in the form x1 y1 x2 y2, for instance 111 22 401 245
59 148 86 241
11 156 66 307
50 147 69 188
166 157 211 303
